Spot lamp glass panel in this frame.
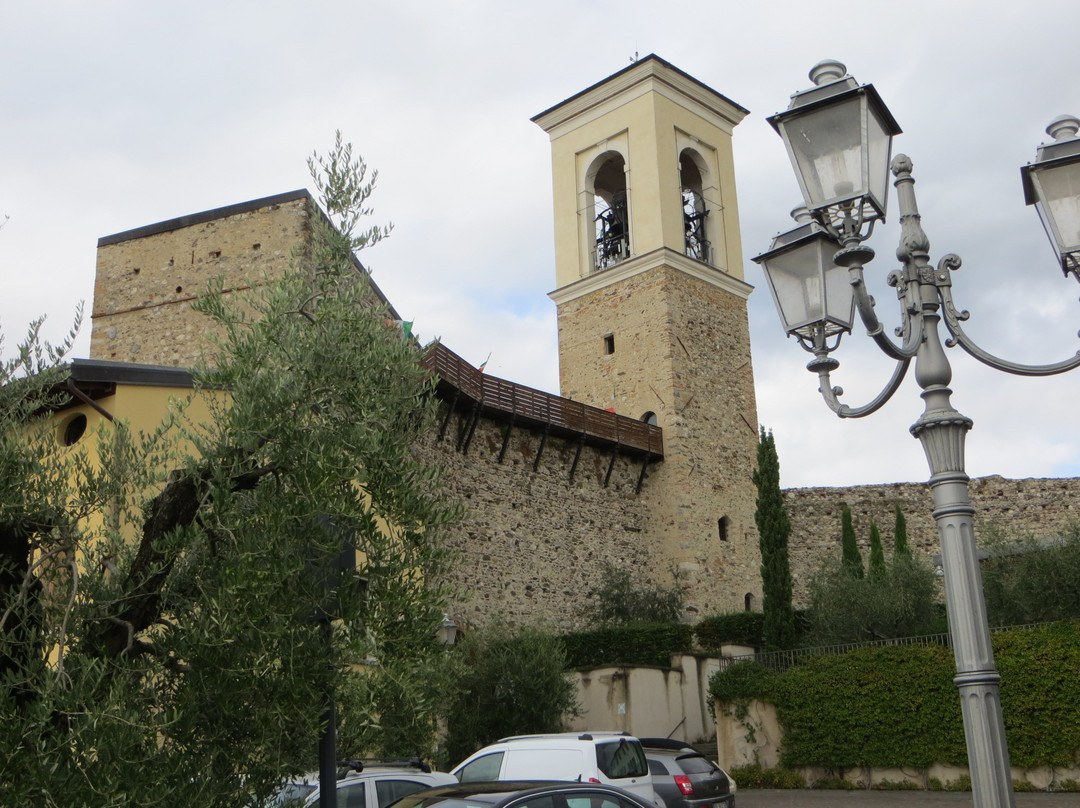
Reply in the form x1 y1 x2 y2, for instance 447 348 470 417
865 104 893 218
784 96 866 211
825 251 856 330
763 238 847 333
1034 160 1080 257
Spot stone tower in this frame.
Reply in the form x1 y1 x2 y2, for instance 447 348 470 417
533 55 762 615
90 191 313 367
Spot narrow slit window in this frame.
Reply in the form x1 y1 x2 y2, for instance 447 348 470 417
603 333 615 355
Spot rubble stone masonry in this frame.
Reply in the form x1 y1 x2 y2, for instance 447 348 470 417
783 474 1080 604
91 192 311 367
417 409 654 631
555 261 762 618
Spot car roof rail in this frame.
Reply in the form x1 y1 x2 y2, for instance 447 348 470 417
336 757 432 777
638 737 696 752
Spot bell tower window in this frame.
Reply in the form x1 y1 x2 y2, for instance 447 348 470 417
681 151 710 263
591 153 629 270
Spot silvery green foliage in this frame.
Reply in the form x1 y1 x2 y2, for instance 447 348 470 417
0 137 460 807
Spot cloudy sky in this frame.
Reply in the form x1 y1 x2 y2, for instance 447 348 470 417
3 1 1079 488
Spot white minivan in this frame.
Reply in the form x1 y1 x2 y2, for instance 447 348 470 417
451 732 659 807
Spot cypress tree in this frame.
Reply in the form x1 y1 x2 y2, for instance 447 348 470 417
753 428 796 651
841 506 864 578
893 504 911 559
868 519 887 581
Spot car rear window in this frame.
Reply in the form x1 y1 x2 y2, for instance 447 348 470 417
595 739 647 779
458 752 505 783
377 779 433 808
674 755 718 775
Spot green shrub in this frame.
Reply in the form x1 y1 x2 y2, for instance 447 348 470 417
806 554 938 644
944 774 972 792
774 644 966 769
730 622 1080 774
708 660 777 705
445 624 579 764
728 764 804 789
561 622 694 669
587 562 684 625
695 612 765 649
874 779 918 790
993 621 1080 767
981 521 1080 626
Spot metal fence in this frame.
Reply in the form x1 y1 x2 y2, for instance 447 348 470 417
721 623 1046 673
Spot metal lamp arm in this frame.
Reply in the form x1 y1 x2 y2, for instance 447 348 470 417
807 332 912 418
937 269 1080 376
847 262 923 360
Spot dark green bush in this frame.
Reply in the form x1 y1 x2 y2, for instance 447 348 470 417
561 622 694 669
587 562 684 625
775 644 966 769
994 621 1080 767
695 612 764 649
981 521 1080 626
445 625 579 764
708 660 777 705
806 554 938 644
709 622 1080 773
728 764 804 789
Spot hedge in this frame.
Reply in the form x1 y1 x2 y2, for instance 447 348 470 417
561 623 694 669
709 621 1080 771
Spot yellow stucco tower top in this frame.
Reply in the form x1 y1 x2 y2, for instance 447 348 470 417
533 54 749 296
533 55 762 615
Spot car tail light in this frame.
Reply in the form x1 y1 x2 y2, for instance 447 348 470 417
674 775 694 796
588 778 601 784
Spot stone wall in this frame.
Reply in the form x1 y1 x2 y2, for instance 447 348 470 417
418 405 655 632
555 261 762 619
91 192 311 367
783 475 1080 604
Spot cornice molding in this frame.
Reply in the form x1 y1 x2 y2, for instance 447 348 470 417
548 247 754 306
533 55 748 140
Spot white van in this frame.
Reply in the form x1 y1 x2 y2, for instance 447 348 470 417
451 732 659 806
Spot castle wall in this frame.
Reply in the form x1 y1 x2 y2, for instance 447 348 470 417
418 407 653 632
783 474 1080 604
91 193 311 367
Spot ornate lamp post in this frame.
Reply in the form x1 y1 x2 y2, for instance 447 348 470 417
754 60 1080 808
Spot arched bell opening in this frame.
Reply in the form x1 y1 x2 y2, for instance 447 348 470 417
681 149 710 264
589 152 630 270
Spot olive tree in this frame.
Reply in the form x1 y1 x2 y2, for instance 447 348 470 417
0 134 460 807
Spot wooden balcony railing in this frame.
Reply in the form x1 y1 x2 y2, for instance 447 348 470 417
421 343 663 460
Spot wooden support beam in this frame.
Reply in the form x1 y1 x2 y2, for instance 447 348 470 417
498 415 516 464
533 424 550 473
604 445 620 488
568 434 586 484
437 390 459 441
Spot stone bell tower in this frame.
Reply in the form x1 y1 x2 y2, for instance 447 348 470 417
533 55 762 615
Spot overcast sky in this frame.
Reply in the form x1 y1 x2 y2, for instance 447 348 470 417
3 1 1079 488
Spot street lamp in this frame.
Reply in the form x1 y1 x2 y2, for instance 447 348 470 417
754 61 1080 808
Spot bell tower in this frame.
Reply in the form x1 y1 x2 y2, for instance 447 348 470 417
533 55 762 614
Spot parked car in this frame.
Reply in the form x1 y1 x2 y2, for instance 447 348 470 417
451 733 658 807
639 739 734 808
268 758 457 808
393 780 655 808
